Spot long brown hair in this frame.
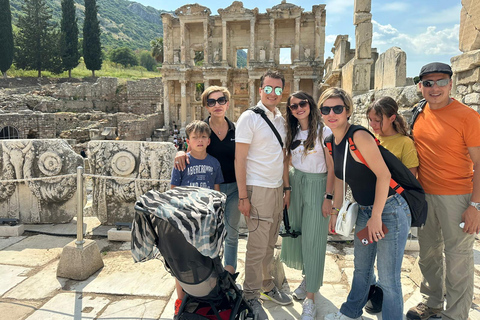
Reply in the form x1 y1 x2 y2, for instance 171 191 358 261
367 96 409 137
285 91 324 158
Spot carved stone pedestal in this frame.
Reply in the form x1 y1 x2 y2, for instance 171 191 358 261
57 239 104 281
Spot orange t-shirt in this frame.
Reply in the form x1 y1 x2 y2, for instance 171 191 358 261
413 99 480 195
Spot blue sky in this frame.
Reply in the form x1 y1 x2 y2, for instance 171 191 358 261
134 0 461 77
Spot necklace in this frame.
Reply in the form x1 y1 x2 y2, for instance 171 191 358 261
210 118 227 136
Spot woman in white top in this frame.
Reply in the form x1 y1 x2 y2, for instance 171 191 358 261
280 91 335 320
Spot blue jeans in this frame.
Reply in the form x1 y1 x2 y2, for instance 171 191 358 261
340 193 411 320
220 182 241 270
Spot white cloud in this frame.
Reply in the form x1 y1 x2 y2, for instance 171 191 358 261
376 2 409 12
372 20 460 56
325 34 337 44
324 0 354 15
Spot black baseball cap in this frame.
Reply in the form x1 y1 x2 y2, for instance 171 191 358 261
419 62 453 79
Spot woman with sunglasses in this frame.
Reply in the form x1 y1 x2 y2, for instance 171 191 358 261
320 88 410 320
280 91 334 320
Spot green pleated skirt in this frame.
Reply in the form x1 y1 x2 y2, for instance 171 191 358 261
280 167 329 293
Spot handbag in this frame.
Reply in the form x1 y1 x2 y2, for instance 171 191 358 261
335 142 358 236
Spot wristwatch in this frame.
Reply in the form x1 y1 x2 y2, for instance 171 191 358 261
283 186 292 191
470 201 480 211
324 193 333 200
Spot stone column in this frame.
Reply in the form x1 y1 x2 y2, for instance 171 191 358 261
294 78 300 92
313 5 326 61
313 80 319 102
203 79 210 119
161 15 173 64
203 20 209 65
180 80 187 128
354 0 372 59
295 17 301 61
180 21 186 64
250 18 256 62
222 20 228 65
163 80 170 128
249 78 256 107
269 18 275 62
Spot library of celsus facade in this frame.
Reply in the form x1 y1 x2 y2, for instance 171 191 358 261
161 1 326 128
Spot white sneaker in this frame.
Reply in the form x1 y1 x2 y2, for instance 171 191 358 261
324 311 363 320
301 298 316 320
293 277 307 300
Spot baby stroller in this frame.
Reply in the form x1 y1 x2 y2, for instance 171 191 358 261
132 186 255 320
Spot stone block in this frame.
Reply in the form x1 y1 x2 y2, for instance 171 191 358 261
465 92 480 105
107 228 132 242
355 22 372 59
456 68 480 85
354 0 371 13
451 50 480 73
374 47 407 90
473 82 480 92
459 4 480 52
342 58 373 96
0 224 25 237
57 239 104 281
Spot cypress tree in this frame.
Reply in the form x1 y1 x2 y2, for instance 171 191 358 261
15 0 59 77
61 0 80 78
83 0 102 77
0 0 14 78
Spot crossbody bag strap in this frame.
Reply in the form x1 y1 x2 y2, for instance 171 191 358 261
249 107 284 148
347 137 405 194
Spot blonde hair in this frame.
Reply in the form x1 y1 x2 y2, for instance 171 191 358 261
185 120 211 139
318 87 354 117
201 86 231 107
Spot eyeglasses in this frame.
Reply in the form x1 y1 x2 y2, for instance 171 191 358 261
320 105 345 115
262 85 283 96
421 79 450 88
206 96 228 107
288 100 309 111
291 140 303 150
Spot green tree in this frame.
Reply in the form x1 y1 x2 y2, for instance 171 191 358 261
0 0 14 78
150 37 163 63
109 47 137 67
138 50 157 71
60 0 80 78
83 0 102 77
14 0 61 77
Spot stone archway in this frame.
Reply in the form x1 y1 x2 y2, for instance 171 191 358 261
0 126 19 139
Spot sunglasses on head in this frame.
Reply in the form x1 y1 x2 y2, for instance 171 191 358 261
206 96 228 107
288 100 308 111
262 85 283 96
320 105 345 115
421 78 450 88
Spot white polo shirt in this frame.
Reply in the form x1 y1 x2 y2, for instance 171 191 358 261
235 101 286 188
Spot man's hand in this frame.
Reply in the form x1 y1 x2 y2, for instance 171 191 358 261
462 205 480 234
238 198 251 218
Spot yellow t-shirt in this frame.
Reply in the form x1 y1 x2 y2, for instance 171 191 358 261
376 133 419 169
413 99 480 195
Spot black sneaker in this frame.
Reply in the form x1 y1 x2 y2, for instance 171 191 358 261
365 285 382 314
247 298 269 320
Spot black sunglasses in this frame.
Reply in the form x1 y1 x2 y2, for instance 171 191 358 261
320 105 345 115
288 100 309 111
206 96 228 107
421 79 450 88
291 139 303 150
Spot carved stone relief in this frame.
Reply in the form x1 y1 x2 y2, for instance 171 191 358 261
0 139 83 223
88 140 175 224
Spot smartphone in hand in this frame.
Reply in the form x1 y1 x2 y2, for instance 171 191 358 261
356 224 389 245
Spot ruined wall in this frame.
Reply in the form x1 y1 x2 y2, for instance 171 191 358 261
118 114 162 141
0 139 83 223
0 112 56 139
450 1 480 111
88 140 176 224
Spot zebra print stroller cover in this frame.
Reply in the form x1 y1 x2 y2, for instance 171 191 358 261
132 186 227 264
131 186 253 319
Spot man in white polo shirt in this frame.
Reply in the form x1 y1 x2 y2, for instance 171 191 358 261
235 70 292 320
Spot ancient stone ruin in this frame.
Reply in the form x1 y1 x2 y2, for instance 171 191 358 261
0 0 479 226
